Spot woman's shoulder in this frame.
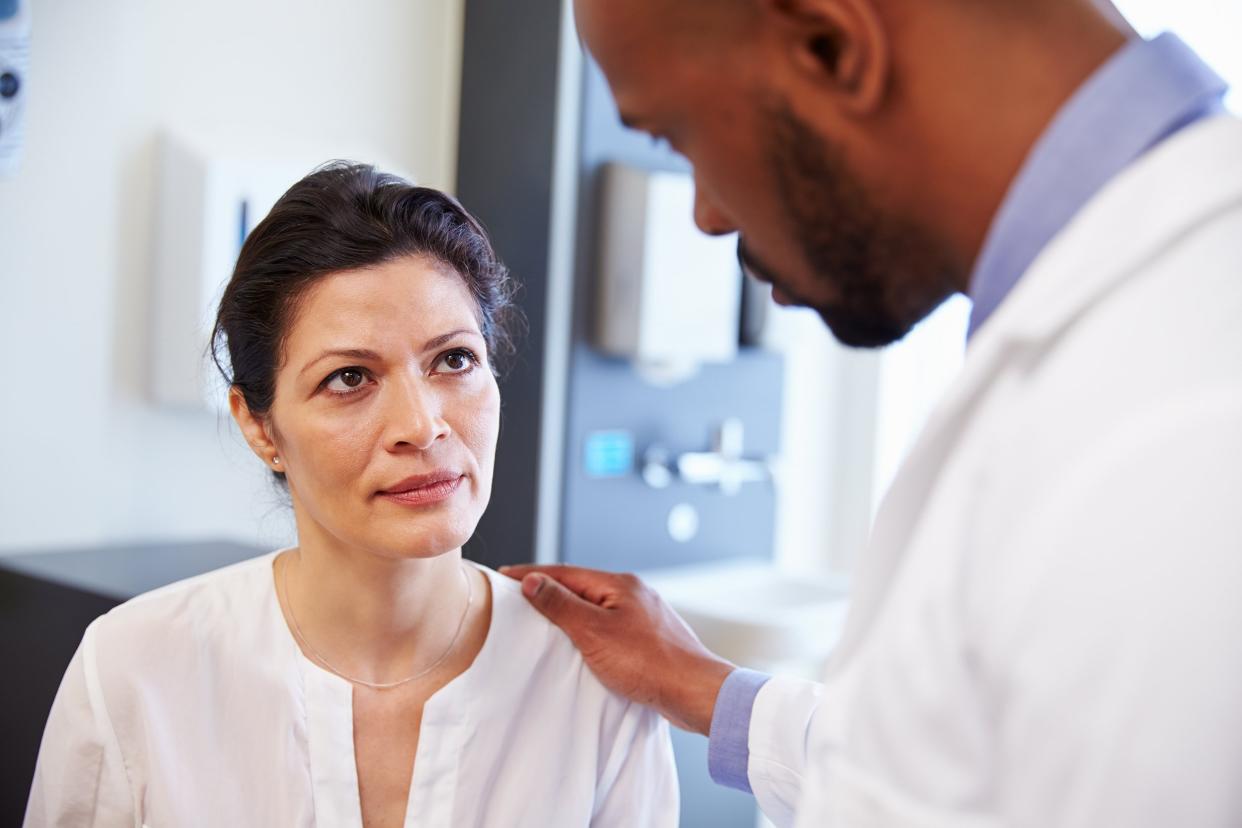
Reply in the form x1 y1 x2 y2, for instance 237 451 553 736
474 564 635 713
65 552 298 786
472 564 676 804
476 563 565 649
88 551 281 657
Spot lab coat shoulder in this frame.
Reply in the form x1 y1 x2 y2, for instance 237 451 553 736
963 113 1242 605
481 570 680 827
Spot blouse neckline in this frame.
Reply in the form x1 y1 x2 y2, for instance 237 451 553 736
262 549 504 704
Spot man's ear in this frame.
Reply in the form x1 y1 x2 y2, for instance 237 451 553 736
761 0 890 114
229 387 281 472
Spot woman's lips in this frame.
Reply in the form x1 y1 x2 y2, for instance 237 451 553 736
377 474 465 506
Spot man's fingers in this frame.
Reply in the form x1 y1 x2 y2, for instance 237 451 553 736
519 573 602 640
500 563 558 580
501 563 594 585
502 564 627 605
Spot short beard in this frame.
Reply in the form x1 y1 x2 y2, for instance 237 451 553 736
759 99 963 348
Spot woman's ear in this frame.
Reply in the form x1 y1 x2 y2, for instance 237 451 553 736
229 388 281 472
763 0 890 115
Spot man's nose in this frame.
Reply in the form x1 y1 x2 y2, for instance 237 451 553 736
693 182 738 237
385 376 451 452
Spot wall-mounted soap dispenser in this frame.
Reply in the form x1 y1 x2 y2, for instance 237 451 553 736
595 163 742 380
0 0 30 176
150 133 321 410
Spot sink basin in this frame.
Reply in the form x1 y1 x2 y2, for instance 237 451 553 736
639 558 851 671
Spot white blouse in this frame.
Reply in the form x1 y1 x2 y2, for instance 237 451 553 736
25 553 678 827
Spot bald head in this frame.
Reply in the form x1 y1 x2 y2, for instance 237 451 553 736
575 0 749 55
578 0 1132 42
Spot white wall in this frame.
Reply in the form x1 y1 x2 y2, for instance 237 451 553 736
1116 0 1242 110
768 295 968 578
870 295 970 513
0 0 464 553
767 306 882 577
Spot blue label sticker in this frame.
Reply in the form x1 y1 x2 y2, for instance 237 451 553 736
584 431 634 478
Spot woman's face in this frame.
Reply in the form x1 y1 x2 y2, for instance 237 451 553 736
240 255 501 561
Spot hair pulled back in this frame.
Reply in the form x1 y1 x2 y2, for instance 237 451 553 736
210 162 520 431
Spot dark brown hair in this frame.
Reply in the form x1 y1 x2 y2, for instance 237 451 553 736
210 162 520 430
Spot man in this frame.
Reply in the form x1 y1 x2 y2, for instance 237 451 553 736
504 0 1242 825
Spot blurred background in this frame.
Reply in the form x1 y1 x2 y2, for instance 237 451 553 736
0 0 1237 824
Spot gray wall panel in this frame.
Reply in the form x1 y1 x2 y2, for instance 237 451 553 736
561 347 783 573
560 57 784 577
456 0 564 568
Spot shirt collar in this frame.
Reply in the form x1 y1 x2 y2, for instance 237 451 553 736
966 33 1229 338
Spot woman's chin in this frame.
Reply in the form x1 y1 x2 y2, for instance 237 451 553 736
365 523 477 561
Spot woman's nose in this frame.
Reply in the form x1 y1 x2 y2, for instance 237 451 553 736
693 181 737 237
385 376 451 452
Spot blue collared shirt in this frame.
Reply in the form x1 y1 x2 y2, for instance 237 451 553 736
968 33 1228 335
707 32 1230 794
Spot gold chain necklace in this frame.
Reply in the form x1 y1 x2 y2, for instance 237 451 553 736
282 552 474 690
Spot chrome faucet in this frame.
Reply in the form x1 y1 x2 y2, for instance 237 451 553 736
642 418 772 495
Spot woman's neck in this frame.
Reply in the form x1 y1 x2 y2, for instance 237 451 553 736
278 535 472 686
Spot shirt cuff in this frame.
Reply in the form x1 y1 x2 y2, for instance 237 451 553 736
707 668 772 794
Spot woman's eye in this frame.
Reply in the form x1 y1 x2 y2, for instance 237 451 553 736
435 349 478 374
323 367 370 395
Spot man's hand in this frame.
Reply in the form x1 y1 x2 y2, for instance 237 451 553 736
500 564 735 735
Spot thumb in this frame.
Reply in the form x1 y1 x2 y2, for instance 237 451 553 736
520 573 596 637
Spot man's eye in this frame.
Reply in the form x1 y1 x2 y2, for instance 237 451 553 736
323 368 370 395
435 349 478 374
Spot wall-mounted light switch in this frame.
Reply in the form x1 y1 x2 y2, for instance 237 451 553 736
583 430 635 478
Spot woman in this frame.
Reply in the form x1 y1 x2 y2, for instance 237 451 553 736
25 164 678 827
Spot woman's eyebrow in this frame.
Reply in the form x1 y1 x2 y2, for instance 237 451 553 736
299 348 382 378
422 329 482 352
299 331 481 378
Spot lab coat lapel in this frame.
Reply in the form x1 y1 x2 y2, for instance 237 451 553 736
826 115 1242 671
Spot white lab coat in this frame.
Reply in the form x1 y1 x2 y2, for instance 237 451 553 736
750 115 1242 828
25 553 678 827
